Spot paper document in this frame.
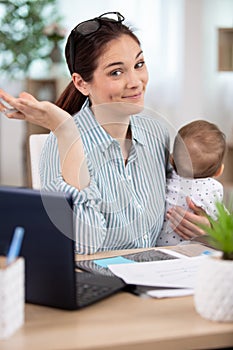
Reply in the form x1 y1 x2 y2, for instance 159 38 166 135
109 256 206 289
146 289 194 298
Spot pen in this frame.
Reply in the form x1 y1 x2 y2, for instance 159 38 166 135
6 226 25 265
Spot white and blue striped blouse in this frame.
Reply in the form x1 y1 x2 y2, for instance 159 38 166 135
40 100 170 254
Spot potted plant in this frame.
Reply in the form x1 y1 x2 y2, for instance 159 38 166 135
194 201 233 322
0 0 65 79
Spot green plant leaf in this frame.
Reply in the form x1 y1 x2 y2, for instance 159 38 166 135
199 201 233 260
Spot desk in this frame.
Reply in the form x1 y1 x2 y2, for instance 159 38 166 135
0 248 233 350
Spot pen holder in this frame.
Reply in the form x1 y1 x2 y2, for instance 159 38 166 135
0 257 25 339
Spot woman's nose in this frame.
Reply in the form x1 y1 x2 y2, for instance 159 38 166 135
125 71 141 89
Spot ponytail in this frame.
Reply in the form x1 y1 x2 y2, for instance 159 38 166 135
55 81 87 116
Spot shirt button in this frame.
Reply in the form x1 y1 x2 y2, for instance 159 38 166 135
90 199 96 206
127 175 132 181
143 234 148 240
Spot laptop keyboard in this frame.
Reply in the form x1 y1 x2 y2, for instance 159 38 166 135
75 272 125 308
124 249 178 262
76 249 178 278
75 251 179 306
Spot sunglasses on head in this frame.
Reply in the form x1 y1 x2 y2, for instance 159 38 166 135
69 12 125 74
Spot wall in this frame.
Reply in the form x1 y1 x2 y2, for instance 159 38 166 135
0 79 26 186
0 0 232 186
202 0 233 140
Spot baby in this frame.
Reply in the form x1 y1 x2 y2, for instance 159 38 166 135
157 120 226 246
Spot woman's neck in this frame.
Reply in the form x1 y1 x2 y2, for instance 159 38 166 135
102 122 130 140
91 103 131 140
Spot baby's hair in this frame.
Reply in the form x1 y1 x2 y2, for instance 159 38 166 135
172 120 226 178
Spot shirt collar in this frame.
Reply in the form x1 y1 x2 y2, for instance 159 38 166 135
130 116 147 146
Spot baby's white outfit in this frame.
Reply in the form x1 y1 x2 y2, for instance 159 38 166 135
156 169 223 246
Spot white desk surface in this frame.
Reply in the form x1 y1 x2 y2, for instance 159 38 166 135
0 246 232 350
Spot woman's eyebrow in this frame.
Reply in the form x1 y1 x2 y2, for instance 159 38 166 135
136 50 143 58
104 50 144 69
105 61 124 69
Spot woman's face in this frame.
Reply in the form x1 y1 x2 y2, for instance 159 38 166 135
84 34 148 109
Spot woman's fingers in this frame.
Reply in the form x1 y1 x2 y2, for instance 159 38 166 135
0 95 25 120
167 207 196 238
0 90 26 120
167 205 208 240
168 222 192 240
0 89 71 131
0 89 35 103
0 90 18 109
19 91 38 102
0 89 44 117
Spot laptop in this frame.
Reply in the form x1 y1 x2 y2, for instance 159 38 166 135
0 186 126 310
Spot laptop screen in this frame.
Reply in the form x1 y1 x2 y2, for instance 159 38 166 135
0 186 77 309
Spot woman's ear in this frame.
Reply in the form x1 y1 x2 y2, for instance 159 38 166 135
72 73 89 96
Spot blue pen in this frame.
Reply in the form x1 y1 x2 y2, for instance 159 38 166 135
7 226 25 265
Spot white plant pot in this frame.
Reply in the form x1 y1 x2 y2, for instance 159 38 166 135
194 256 233 322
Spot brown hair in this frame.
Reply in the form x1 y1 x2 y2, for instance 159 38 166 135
172 120 226 178
56 18 140 115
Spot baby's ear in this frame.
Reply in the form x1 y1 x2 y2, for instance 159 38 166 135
214 164 224 178
170 154 175 166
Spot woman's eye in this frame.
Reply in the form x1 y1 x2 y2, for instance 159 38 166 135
110 70 122 77
135 61 145 69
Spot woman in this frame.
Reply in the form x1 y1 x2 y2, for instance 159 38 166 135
0 12 207 254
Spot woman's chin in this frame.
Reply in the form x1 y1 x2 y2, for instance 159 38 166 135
92 102 144 122
113 101 145 116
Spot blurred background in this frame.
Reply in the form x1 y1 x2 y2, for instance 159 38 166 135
0 0 232 187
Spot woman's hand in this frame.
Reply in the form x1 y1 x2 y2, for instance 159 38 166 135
0 89 71 131
166 197 210 240
0 88 90 190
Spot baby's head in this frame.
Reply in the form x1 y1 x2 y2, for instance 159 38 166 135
172 120 226 179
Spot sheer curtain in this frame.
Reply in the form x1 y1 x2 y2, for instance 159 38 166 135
142 0 184 136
